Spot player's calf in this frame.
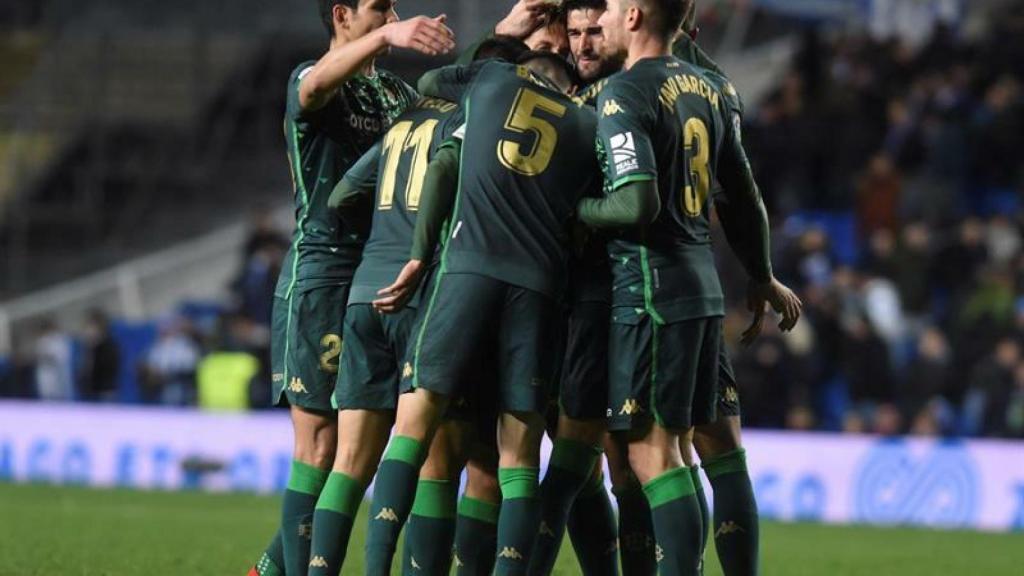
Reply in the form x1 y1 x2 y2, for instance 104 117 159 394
494 411 546 575
455 451 502 576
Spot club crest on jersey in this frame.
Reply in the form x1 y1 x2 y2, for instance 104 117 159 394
610 132 638 175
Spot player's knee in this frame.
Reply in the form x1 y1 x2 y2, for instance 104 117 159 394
465 457 501 503
627 430 683 484
693 416 742 461
498 411 545 468
556 413 607 446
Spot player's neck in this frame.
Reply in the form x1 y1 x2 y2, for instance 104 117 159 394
625 33 671 70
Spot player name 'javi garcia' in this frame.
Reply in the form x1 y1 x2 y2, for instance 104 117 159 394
658 73 720 111
417 97 458 113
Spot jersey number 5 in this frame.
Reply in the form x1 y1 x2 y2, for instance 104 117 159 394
497 88 567 176
379 119 439 211
682 118 711 217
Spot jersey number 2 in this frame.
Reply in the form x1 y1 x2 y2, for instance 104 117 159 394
682 118 711 217
498 88 567 176
379 119 439 211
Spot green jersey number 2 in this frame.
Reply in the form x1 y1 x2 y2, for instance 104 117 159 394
498 88 567 176
378 119 439 211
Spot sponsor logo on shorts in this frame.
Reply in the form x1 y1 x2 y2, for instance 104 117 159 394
272 372 285 383
402 362 413 380
610 132 638 175
619 398 643 416
309 556 328 568
289 377 308 393
498 547 523 560
715 521 745 538
375 507 399 522
602 99 624 117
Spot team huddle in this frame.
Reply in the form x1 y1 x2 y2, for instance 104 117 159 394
250 1 802 575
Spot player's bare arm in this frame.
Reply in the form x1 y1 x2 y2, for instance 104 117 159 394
300 6 455 112
495 0 556 39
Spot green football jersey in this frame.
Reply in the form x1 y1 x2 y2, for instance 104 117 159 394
444 61 601 299
276 61 418 298
343 97 462 304
596 56 727 323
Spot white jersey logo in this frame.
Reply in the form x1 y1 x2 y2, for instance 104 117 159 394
610 132 638 175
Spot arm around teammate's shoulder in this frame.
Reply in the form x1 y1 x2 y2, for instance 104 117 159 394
299 15 455 112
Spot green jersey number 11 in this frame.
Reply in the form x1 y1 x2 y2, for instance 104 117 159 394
378 119 440 211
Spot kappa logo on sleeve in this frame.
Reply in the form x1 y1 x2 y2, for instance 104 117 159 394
610 132 638 175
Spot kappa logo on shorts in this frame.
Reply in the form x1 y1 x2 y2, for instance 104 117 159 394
619 398 643 416
724 386 739 403
375 507 399 522
309 556 328 568
498 547 523 560
288 377 308 393
715 521 746 538
402 362 414 380
610 132 638 175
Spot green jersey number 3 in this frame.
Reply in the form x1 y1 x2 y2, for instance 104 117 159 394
498 88 567 176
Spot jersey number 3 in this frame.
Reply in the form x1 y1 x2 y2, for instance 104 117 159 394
682 118 711 217
379 119 439 211
498 88 567 176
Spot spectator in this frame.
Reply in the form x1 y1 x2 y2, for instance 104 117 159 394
140 317 200 406
962 338 1019 437
80 309 120 402
33 318 73 401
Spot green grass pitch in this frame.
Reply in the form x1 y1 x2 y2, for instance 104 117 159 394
1 483 1021 575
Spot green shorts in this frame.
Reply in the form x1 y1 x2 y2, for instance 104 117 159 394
402 272 559 415
271 285 349 413
608 312 721 432
335 303 417 411
715 333 741 419
559 300 611 420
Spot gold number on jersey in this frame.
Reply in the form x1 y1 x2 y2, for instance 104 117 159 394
682 118 711 217
319 334 342 374
497 88 567 176
378 119 439 211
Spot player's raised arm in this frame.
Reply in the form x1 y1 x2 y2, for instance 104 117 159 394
372 138 462 313
300 12 455 112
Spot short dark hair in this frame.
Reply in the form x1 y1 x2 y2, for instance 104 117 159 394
563 0 608 14
640 0 689 40
517 50 580 91
319 0 359 39
474 35 530 63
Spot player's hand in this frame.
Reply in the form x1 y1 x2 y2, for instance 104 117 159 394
741 278 802 345
382 15 455 56
495 0 552 39
373 259 426 314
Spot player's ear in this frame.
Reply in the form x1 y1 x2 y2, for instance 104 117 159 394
625 4 642 32
334 3 352 31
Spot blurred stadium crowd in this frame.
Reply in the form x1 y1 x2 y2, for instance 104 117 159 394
2 6 1023 440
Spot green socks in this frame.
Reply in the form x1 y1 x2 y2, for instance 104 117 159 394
308 472 366 575
566 469 620 576
691 465 710 573
643 467 703 576
365 436 425 576
528 439 601 576
614 482 656 576
252 531 284 576
495 467 541 575
281 461 330 576
703 449 759 576
403 479 458 575
454 496 500 576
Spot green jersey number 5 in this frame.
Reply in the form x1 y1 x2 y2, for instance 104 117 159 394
497 88 567 176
